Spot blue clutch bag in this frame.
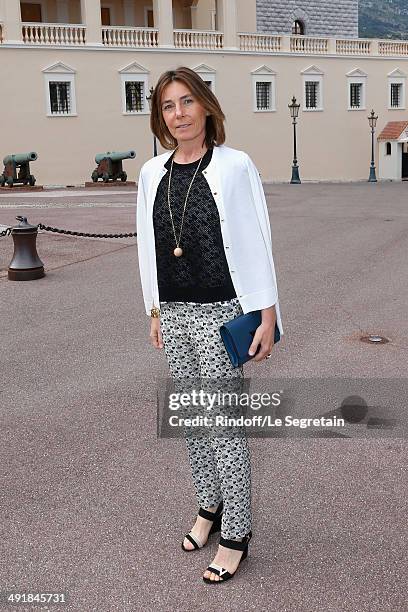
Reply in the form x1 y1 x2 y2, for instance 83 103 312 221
220 310 281 368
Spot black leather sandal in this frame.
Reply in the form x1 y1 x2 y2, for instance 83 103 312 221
203 531 252 583
181 501 223 552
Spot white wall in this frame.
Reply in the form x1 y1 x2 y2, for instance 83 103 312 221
1 46 407 185
379 140 401 181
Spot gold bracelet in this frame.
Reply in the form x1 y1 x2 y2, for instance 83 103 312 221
150 307 160 318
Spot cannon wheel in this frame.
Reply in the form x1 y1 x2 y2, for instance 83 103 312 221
91 170 98 183
0 175 5 187
120 171 127 182
102 173 110 183
29 175 36 186
7 176 13 187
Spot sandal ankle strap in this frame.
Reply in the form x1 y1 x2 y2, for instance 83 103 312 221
198 501 223 522
219 531 252 551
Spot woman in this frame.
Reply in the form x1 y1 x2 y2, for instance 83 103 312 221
136 66 283 583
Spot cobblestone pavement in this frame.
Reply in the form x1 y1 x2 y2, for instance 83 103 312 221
0 183 407 612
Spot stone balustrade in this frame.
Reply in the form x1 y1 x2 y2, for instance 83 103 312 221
101 27 158 48
173 29 223 50
22 23 86 45
0 23 406 57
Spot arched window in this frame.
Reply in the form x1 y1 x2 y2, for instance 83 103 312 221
292 20 304 35
386 142 392 156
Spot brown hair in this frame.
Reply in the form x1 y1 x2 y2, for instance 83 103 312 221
150 66 226 150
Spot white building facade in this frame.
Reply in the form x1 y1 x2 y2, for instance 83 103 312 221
0 0 408 186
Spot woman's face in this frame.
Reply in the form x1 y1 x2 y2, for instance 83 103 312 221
160 80 207 146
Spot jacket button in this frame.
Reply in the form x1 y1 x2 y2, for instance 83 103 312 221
220 218 225 222
213 192 217 196
225 245 230 249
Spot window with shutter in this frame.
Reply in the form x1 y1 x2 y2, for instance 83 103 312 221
391 83 402 108
256 82 271 110
305 81 318 109
350 83 362 108
292 20 304 35
49 82 71 114
125 81 144 113
21 3 42 22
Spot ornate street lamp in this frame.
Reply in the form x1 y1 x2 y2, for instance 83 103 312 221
146 86 158 157
288 95 301 184
368 109 378 183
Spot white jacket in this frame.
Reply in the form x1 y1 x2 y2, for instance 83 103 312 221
136 143 283 334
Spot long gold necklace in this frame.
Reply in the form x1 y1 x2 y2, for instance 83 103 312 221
167 147 206 257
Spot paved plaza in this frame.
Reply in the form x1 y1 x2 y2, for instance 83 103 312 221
0 182 407 611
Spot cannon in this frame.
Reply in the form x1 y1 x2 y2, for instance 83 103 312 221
0 152 37 188
91 150 136 183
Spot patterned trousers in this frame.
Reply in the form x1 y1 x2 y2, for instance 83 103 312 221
159 297 252 539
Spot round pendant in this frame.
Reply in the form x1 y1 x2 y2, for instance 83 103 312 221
174 247 183 257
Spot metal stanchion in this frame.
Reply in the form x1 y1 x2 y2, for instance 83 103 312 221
8 216 45 281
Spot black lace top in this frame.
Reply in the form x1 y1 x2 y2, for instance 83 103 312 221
153 147 236 303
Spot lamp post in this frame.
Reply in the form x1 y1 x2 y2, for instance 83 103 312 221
368 109 378 183
288 95 301 184
146 86 158 157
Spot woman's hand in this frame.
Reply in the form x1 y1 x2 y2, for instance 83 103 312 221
248 305 277 362
150 317 164 349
